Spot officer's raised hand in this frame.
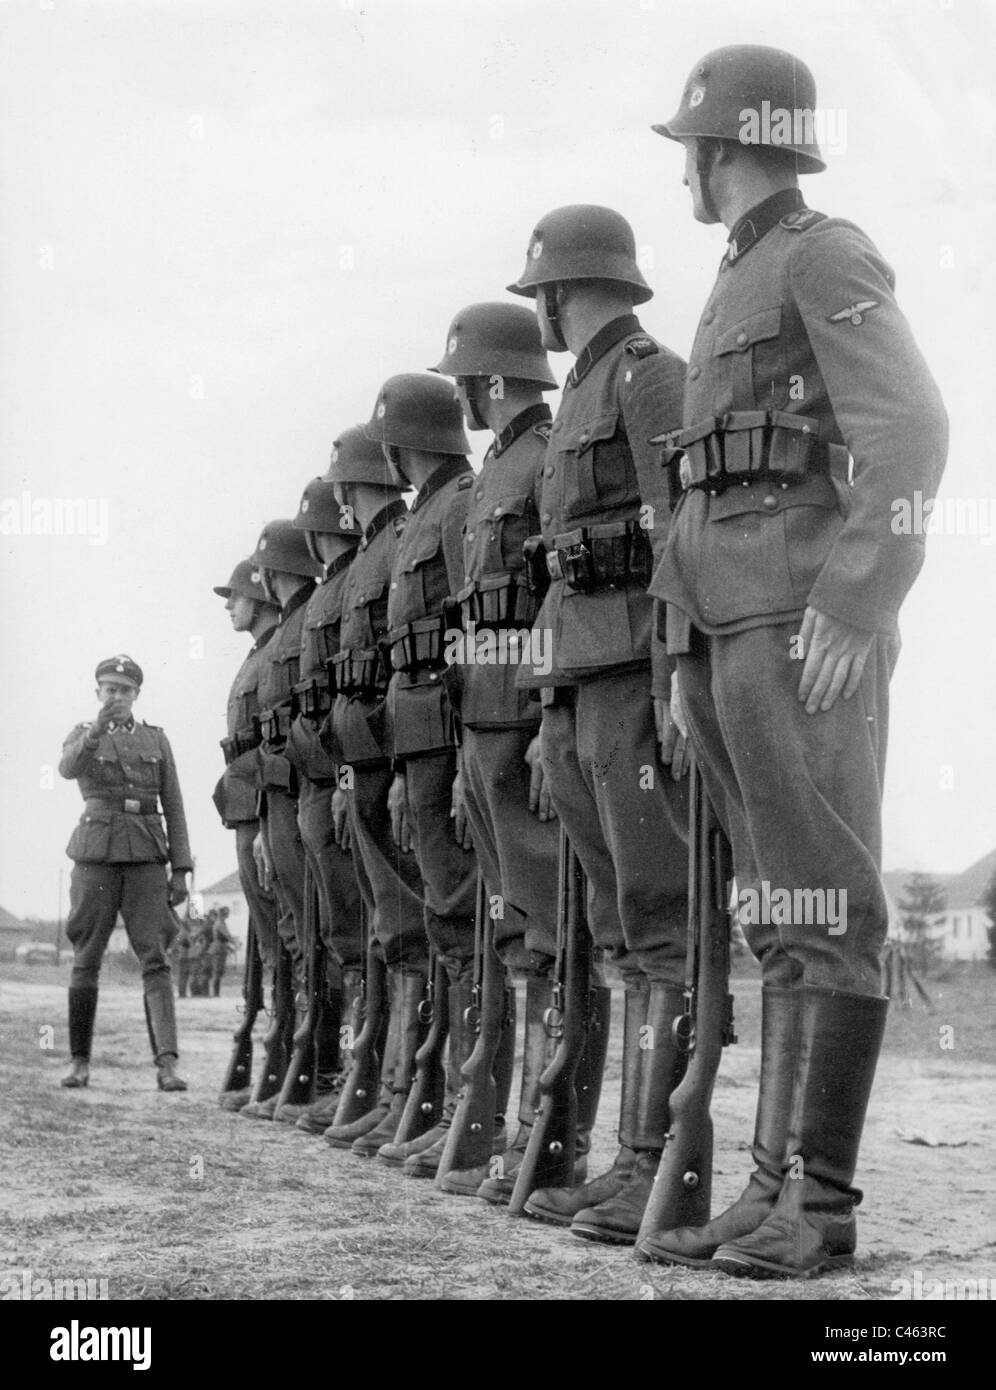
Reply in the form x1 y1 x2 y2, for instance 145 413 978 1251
525 734 556 822
168 870 188 906
796 607 875 714
94 695 128 733
388 773 413 853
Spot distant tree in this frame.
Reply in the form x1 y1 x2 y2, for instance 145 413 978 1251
898 873 947 976
983 867 996 971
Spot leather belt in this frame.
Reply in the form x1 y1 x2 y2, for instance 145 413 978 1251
655 410 850 498
85 795 159 815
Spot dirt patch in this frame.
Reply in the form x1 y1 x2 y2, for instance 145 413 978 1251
1 966 994 1300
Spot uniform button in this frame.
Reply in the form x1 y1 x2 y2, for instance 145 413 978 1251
467 531 475 542
762 494 778 511
736 331 748 347
552 420 562 433
390 581 398 590
702 309 715 325
578 432 589 446
543 465 554 478
688 366 701 381
492 507 502 518
541 513 552 524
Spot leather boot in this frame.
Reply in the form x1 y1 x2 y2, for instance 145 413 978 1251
298 968 362 1134
352 970 427 1156
61 986 98 1088
637 987 801 1266
399 980 481 1177
145 976 188 1090
525 979 644 1226
713 987 888 1278
571 981 686 1243
474 977 557 1203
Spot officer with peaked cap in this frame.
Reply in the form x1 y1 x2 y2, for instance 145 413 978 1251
211 558 281 1109
505 204 692 1243
636 44 948 1277
59 655 192 1091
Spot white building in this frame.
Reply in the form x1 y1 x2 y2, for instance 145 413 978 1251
198 870 249 953
885 849 995 965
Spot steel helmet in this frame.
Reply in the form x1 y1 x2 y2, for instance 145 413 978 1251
292 477 363 538
250 519 322 579
433 302 557 389
325 424 400 488
365 373 470 456
653 45 825 173
507 205 652 304
213 557 277 605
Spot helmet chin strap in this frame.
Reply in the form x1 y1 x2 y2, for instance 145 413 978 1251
695 140 722 224
305 532 322 567
542 283 567 351
260 569 277 605
462 378 489 431
385 444 410 488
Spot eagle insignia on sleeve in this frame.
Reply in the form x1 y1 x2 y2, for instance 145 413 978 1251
828 300 879 327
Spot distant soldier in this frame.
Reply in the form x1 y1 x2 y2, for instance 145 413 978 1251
59 654 191 1091
209 907 236 997
190 912 215 996
172 914 193 997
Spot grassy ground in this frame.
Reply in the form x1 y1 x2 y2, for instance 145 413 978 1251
1 958 993 1300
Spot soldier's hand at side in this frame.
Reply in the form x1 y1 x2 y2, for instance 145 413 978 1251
168 871 188 906
796 607 875 714
388 774 412 853
525 735 556 822
253 832 273 892
331 787 352 853
450 770 473 850
655 674 689 781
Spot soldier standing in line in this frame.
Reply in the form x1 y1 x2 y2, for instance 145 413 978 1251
211 557 281 1107
59 655 191 1092
363 373 483 1180
504 206 691 1243
431 301 611 1202
271 475 364 1126
637 45 948 1279
240 519 323 1120
318 425 428 1152
172 914 192 998
209 907 235 997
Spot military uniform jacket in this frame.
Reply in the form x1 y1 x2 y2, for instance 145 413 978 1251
214 624 276 826
460 404 550 730
519 314 686 692
286 550 354 784
327 499 408 769
385 456 473 759
60 719 192 869
650 190 949 645
255 583 314 797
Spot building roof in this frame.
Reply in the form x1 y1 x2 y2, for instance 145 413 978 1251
199 870 243 896
884 847 996 913
0 904 31 934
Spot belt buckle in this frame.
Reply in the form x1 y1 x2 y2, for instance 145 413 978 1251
123 798 141 814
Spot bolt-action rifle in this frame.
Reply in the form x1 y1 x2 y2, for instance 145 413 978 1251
218 917 265 1099
330 900 385 1126
390 950 449 1146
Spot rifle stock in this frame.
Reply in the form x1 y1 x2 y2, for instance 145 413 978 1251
508 825 591 1216
274 863 323 1108
331 904 385 1126
219 918 264 1096
637 756 736 1241
391 952 449 1146
251 940 293 1103
434 874 509 1184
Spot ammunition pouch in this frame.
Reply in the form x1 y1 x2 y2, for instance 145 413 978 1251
221 727 261 765
258 703 294 749
292 674 333 724
386 614 449 677
546 520 653 594
332 647 390 700
661 410 850 502
522 534 550 603
456 572 537 631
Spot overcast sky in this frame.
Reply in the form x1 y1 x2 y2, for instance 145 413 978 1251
1 0 993 919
